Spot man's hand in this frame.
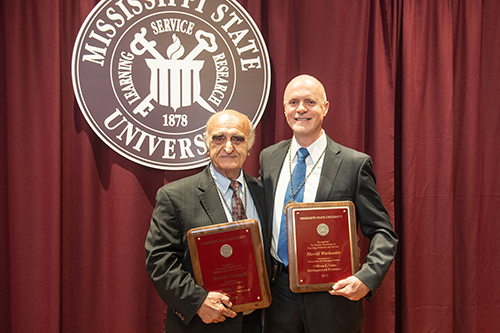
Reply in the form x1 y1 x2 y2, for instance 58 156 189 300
197 291 237 324
329 276 370 301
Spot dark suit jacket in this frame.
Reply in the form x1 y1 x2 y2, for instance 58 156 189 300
145 166 267 333
259 136 398 332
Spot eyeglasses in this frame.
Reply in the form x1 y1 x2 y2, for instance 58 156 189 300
211 134 246 146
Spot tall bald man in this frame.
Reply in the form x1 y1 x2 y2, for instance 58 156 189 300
259 75 398 333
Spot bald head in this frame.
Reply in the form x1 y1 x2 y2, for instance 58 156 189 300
204 109 255 150
284 75 328 105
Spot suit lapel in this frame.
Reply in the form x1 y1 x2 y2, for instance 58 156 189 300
244 172 266 221
267 140 291 206
198 167 228 225
315 137 342 202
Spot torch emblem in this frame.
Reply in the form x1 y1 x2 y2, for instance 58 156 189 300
130 28 218 117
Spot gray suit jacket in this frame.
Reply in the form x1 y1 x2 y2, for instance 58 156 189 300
259 136 398 332
145 166 267 333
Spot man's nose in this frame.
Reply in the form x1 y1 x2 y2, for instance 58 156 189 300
297 101 308 112
224 140 234 153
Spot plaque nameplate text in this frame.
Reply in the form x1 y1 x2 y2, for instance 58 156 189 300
187 219 271 312
285 201 359 293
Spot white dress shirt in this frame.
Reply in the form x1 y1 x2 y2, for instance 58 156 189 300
271 131 327 261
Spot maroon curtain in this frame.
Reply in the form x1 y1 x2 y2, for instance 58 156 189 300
398 1 500 332
1 0 499 332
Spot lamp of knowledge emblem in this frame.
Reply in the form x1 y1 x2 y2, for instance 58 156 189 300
72 0 271 170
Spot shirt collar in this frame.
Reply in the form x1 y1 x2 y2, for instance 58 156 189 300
210 163 244 194
291 130 327 164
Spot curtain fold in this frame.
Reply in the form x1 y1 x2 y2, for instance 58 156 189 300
2 1 63 332
1 0 499 332
400 1 455 331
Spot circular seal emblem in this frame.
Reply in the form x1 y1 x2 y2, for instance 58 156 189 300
316 223 329 237
220 244 233 258
72 0 270 170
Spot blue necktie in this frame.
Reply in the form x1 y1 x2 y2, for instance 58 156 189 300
277 147 309 266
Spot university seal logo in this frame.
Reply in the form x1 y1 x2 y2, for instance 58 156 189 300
72 0 270 170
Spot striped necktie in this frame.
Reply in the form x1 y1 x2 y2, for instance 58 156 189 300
229 180 247 220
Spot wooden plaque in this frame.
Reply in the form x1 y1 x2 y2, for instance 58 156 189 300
285 201 359 293
187 219 271 312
